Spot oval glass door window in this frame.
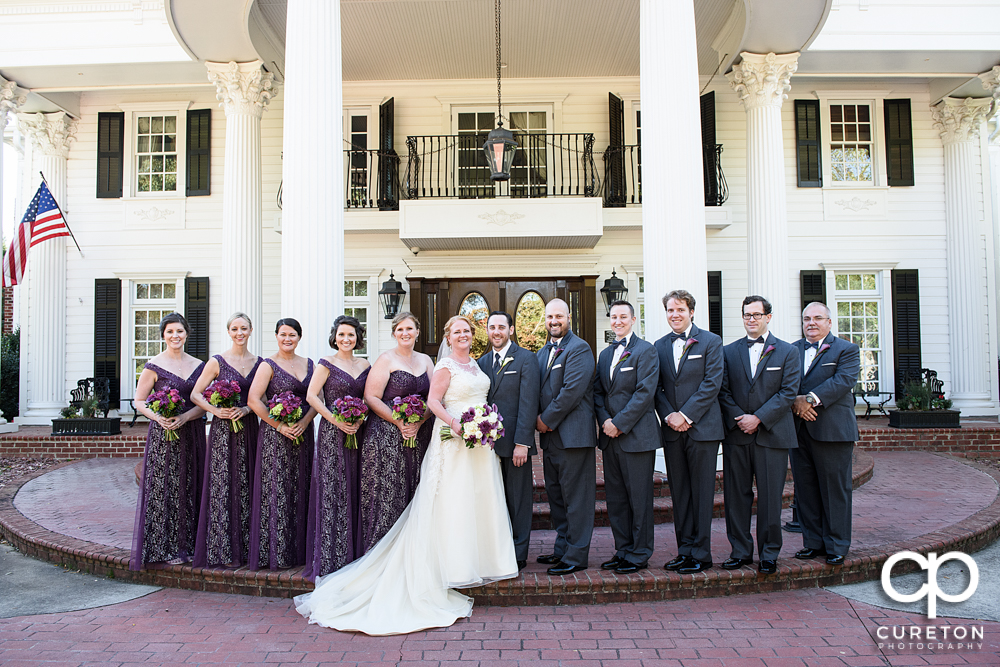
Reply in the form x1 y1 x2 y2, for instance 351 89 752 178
459 291 490 359
515 291 546 352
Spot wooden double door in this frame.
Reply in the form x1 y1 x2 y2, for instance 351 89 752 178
406 276 597 360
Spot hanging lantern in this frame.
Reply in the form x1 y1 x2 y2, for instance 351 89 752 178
483 0 517 181
378 271 406 319
600 269 629 316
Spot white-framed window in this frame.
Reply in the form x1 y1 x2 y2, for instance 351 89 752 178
344 107 372 208
117 102 191 199
814 90 890 188
128 280 183 386
344 278 371 358
833 272 883 392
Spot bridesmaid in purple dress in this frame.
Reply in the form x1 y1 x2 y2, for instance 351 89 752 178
358 311 435 554
247 318 318 570
190 312 261 568
303 315 371 579
130 312 207 570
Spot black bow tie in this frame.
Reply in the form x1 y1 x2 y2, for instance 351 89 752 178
611 337 628 348
805 341 820 350
746 337 765 347
668 332 687 343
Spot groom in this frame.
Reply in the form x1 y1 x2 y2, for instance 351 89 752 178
478 310 539 571
535 298 596 575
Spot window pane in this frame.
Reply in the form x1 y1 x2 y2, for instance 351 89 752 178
138 156 150 173
151 284 162 299
844 105 856 122
151 174 163 191
136 284 149 300
514 291 546 353
151 156 163 172
151 116 163 133
137 136 149 153
163 135 176 152
356 281 367 297
530 112 546 129
831 124 844 141
835 275 848 290
164 116 176 133
151 136 163 152
458 113 475 131
164 283 175 299
138 116 150 134
849 274 861 290
351 115 367 132
510 112 527 130
164 174 176 191
459 292 490 359
830 105 843 122
858 105 870 122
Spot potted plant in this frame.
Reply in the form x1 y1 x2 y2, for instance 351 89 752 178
52 392 122 436
888 376 960 429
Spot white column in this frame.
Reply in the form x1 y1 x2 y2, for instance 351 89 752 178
931 97 995 413
728 52 799 340
0 76 25 431
15 111 77 423
280 0 343 362
207 60 276 357
640 0 707 343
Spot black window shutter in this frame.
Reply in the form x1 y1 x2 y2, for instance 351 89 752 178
186 109 211 196
605 92 625 207
891 269 921 399
94 279 122 403
700 91 722 206
794 100 822 187
707 270 723 338
184 277 210 361
800 270 827 314
884 99 914 187
96 112 124 199
377 97 398 211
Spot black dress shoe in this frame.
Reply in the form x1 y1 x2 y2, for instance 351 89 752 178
664 555 690 571
794 547 827 560
758 560 777 574
547 562 587 576
615 562 648 575
826 554 845 566
537 553 562 565
600 556 624 570
677 559 713 574
720 557 753 570
517 560 527 570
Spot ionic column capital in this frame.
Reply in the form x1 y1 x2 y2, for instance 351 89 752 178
980 65 1000 100
17 111 77 158
206 60 277 118
931 97 994 144
0 75 27 133
727 52 800 111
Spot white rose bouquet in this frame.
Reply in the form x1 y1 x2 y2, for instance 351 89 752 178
440 403 505 449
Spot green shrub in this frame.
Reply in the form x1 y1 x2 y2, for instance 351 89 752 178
1 328 18 421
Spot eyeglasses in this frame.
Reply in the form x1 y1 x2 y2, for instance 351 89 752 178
741 313 767 321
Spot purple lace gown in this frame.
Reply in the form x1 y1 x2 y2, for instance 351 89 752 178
303 362 370 580
130 361 207 570
249 358 315 570
358 369 433 555
193 355 262 568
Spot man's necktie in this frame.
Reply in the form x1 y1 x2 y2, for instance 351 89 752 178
746 337 764 346
805 341 819 350
493 352 501 373
668 331 687 344
611 337 628 348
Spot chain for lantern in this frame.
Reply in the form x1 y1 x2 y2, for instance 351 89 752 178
495 0 503 127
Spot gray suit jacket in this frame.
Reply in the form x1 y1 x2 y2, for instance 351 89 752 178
477 342 540 457
653 323 725 443
593 335 661 453
793 333 861 442
718 334 800 449
537 330 597 450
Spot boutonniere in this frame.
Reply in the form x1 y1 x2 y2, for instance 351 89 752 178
547 346 565 368
681 337 698 357
759 344 776 362
817 343 831 355
614 350 632 368
496 356 514 374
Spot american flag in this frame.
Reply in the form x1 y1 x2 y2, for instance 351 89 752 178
2 181 72 287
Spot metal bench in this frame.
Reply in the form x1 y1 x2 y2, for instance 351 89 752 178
854 387 894 419
69 377 111 418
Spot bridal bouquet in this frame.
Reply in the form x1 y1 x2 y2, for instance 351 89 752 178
202 379 245 433
440 403 505 449
147 387 184 441
268 391 305 445
391 394 427 448
332 395 368 450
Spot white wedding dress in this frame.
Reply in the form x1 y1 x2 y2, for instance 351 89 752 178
294 357 518 635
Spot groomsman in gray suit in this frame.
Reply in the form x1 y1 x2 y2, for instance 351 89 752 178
535 298 597 575
718 296 800 575
593 300 660 574
790 302 860 566
653 289 724 574
478 310 539 571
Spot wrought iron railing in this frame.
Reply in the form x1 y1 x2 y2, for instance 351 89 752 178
602 143 728 208
344 148 400 211
401 133 599 200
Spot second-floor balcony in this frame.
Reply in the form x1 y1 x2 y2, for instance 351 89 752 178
602 143 728 208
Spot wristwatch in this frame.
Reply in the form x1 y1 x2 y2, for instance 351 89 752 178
805 395 817 405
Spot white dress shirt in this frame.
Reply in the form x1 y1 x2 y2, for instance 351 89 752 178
610 332 633 380
491 341 512 373
802 338 823 405
671 324 693 372
748 334 768 378
547 338 562 368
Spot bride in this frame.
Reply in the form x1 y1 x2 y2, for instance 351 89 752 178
294 315 518 635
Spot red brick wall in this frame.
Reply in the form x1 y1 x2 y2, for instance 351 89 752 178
0 425 149 459
857 426 1000 459
2 286 12 335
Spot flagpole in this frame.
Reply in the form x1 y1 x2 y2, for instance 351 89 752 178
38 170 83 256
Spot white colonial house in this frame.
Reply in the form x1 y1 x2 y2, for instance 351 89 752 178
1 0 999 425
